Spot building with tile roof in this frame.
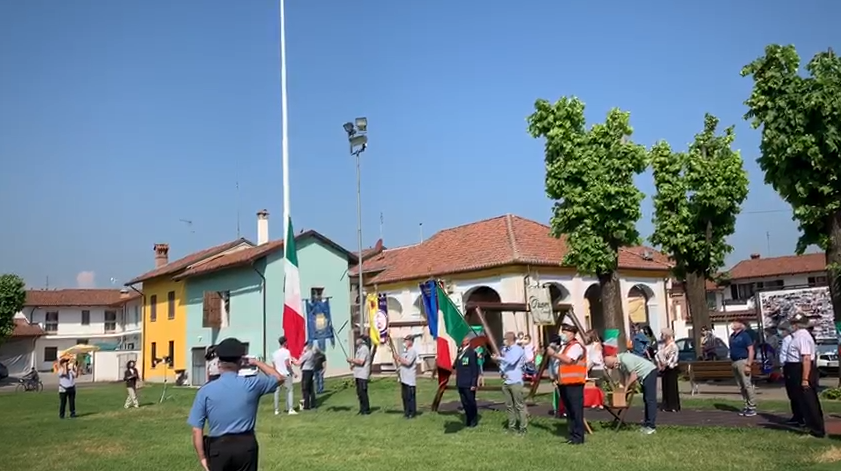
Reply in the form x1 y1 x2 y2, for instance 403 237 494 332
20 289 141 371
0 315 46 376
347 214 673 366
126 210 356 385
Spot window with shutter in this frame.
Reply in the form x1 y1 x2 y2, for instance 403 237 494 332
203 291 222 328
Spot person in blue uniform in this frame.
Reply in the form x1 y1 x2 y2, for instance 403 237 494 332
454 334 480 427
188 338 285 471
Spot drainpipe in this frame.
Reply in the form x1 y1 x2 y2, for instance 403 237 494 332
252 265 268 361
127 285 145 378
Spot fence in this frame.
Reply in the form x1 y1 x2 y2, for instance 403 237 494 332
92 350 139 382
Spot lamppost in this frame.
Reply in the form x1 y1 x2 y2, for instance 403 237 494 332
344 117 368 331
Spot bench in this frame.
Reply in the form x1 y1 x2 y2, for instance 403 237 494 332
681 361 763 396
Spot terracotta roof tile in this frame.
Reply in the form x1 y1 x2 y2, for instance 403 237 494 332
25 289 131 307
727 253 825 280
173 230 355 280
126 238 251 284
11 318 45 337
354 214 673 285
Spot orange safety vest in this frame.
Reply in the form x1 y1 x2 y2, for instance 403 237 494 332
558 340 588 385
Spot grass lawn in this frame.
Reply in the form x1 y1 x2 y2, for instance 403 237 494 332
2 378 841 471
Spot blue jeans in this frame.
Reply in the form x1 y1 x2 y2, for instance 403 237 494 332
642 371 658 429
315 369 325 394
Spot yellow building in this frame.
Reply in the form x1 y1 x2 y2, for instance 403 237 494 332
127 240 252 381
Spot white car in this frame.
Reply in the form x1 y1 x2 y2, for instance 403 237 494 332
817 351 839 376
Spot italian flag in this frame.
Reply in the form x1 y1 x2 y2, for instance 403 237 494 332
603 328 620 356
434 284 471 382
282 217 305 357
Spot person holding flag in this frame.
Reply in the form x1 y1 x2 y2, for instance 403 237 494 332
454 334 480 427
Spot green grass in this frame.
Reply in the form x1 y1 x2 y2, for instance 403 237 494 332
2 378 840 471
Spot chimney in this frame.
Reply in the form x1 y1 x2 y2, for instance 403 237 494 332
257 210 269 245
154 243 170 268
119 288 130 299
750 253 761 260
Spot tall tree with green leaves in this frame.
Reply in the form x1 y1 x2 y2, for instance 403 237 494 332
742 45 841 378
0 274 26 343
528 97 648 350
651 114 749 357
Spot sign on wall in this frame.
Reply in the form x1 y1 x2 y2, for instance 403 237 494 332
527 284 555 325
758 286 836 341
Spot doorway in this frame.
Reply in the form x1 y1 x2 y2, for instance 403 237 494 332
191 347 207 387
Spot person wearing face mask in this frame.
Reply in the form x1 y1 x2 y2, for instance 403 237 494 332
547 324 587 445
392 335 419 419
729 319 757 417
491 332 528 436
347 335 372 415
788 315 825 438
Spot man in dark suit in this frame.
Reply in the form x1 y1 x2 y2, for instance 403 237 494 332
455 335 480 427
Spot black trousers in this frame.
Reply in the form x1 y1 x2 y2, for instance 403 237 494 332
301 370 316 409
661 367 681 411
400 383 417 417
207 432 258 471
783 362 804 423
786 362 825 437
457 387 478 426
355 378 370 414
59 387 77 418
558 384 585 443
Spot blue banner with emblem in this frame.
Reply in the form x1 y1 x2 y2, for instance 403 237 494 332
306 298 334 351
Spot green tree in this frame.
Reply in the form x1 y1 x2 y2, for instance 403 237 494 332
650 114 749 358
528 97 648 350
742 45 841 380
0 274 26 342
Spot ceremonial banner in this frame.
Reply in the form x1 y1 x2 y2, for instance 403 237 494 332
376 294 389 343
527 284 554 325
603 329 620 356
306 298 334 351
366 294 381 345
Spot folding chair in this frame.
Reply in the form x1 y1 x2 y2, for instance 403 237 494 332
603 391 635 431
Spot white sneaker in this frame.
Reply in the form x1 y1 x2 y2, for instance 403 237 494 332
274 410 280 416
288 410 298 415
640 427 656 435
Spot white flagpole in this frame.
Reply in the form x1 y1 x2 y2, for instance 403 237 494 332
280 0 291 238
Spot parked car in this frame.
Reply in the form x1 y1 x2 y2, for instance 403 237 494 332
676 337 730 362
817 341 838 376
0 362 8 380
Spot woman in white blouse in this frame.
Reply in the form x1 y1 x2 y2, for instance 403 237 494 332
656 328 680 412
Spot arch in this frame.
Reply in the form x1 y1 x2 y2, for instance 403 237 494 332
463 285 504 371
546 282 571 304
386 296 404 320
627 284 656 327
410 295 425 319
584 283 604 333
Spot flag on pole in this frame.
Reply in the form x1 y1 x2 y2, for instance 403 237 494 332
282 217 305 357
366 293 382 345
603 328 620 356
419 280 472 385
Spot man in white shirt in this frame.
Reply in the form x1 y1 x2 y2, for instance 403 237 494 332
272 336 297 415
788 315 825 438
777 322 802 426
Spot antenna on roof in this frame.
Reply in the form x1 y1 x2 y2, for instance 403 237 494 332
766 231 771 257
419 222 424 243
380 212 384 242
179 219 195 234
45 275 49 290
236 178 241 239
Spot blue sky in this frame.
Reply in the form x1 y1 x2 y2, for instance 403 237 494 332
1 1 838 289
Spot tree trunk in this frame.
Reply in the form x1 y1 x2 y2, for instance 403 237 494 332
598 270 627 353
685 271 710 360
826 209 841 386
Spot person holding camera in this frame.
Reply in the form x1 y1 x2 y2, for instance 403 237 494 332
188 337 285 471
57 357 78 419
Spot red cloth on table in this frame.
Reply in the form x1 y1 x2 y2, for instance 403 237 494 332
556 385 605 413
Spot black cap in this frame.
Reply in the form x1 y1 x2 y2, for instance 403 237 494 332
216 338 247 361
561 324 579 335
278 336 287 345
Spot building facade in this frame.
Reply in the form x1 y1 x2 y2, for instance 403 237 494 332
0 315 45 375
351 214 673 367
127 239 255 382
175 226 354 386
22 289 142 371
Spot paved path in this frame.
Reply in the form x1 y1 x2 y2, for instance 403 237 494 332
438 399 841 435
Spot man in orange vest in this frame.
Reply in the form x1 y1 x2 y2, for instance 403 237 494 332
547 324 587 445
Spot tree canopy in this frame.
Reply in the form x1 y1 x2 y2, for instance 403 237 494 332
742 45 841 255
650 114 749 279
527 97 648 274
742 45 841 325
0 273 26 341
527 97 647 348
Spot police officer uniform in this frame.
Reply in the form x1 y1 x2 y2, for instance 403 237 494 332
786 317 826 438
188 338 282 471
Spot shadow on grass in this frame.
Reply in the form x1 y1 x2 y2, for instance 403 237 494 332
443 421 465 434
712 403 741 412
529 418 567 437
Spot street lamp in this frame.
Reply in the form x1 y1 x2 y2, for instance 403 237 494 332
344 118 368 331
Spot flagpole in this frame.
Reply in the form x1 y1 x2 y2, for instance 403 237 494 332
280 0 291 237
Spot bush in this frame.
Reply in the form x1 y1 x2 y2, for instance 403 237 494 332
820 387 841 401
